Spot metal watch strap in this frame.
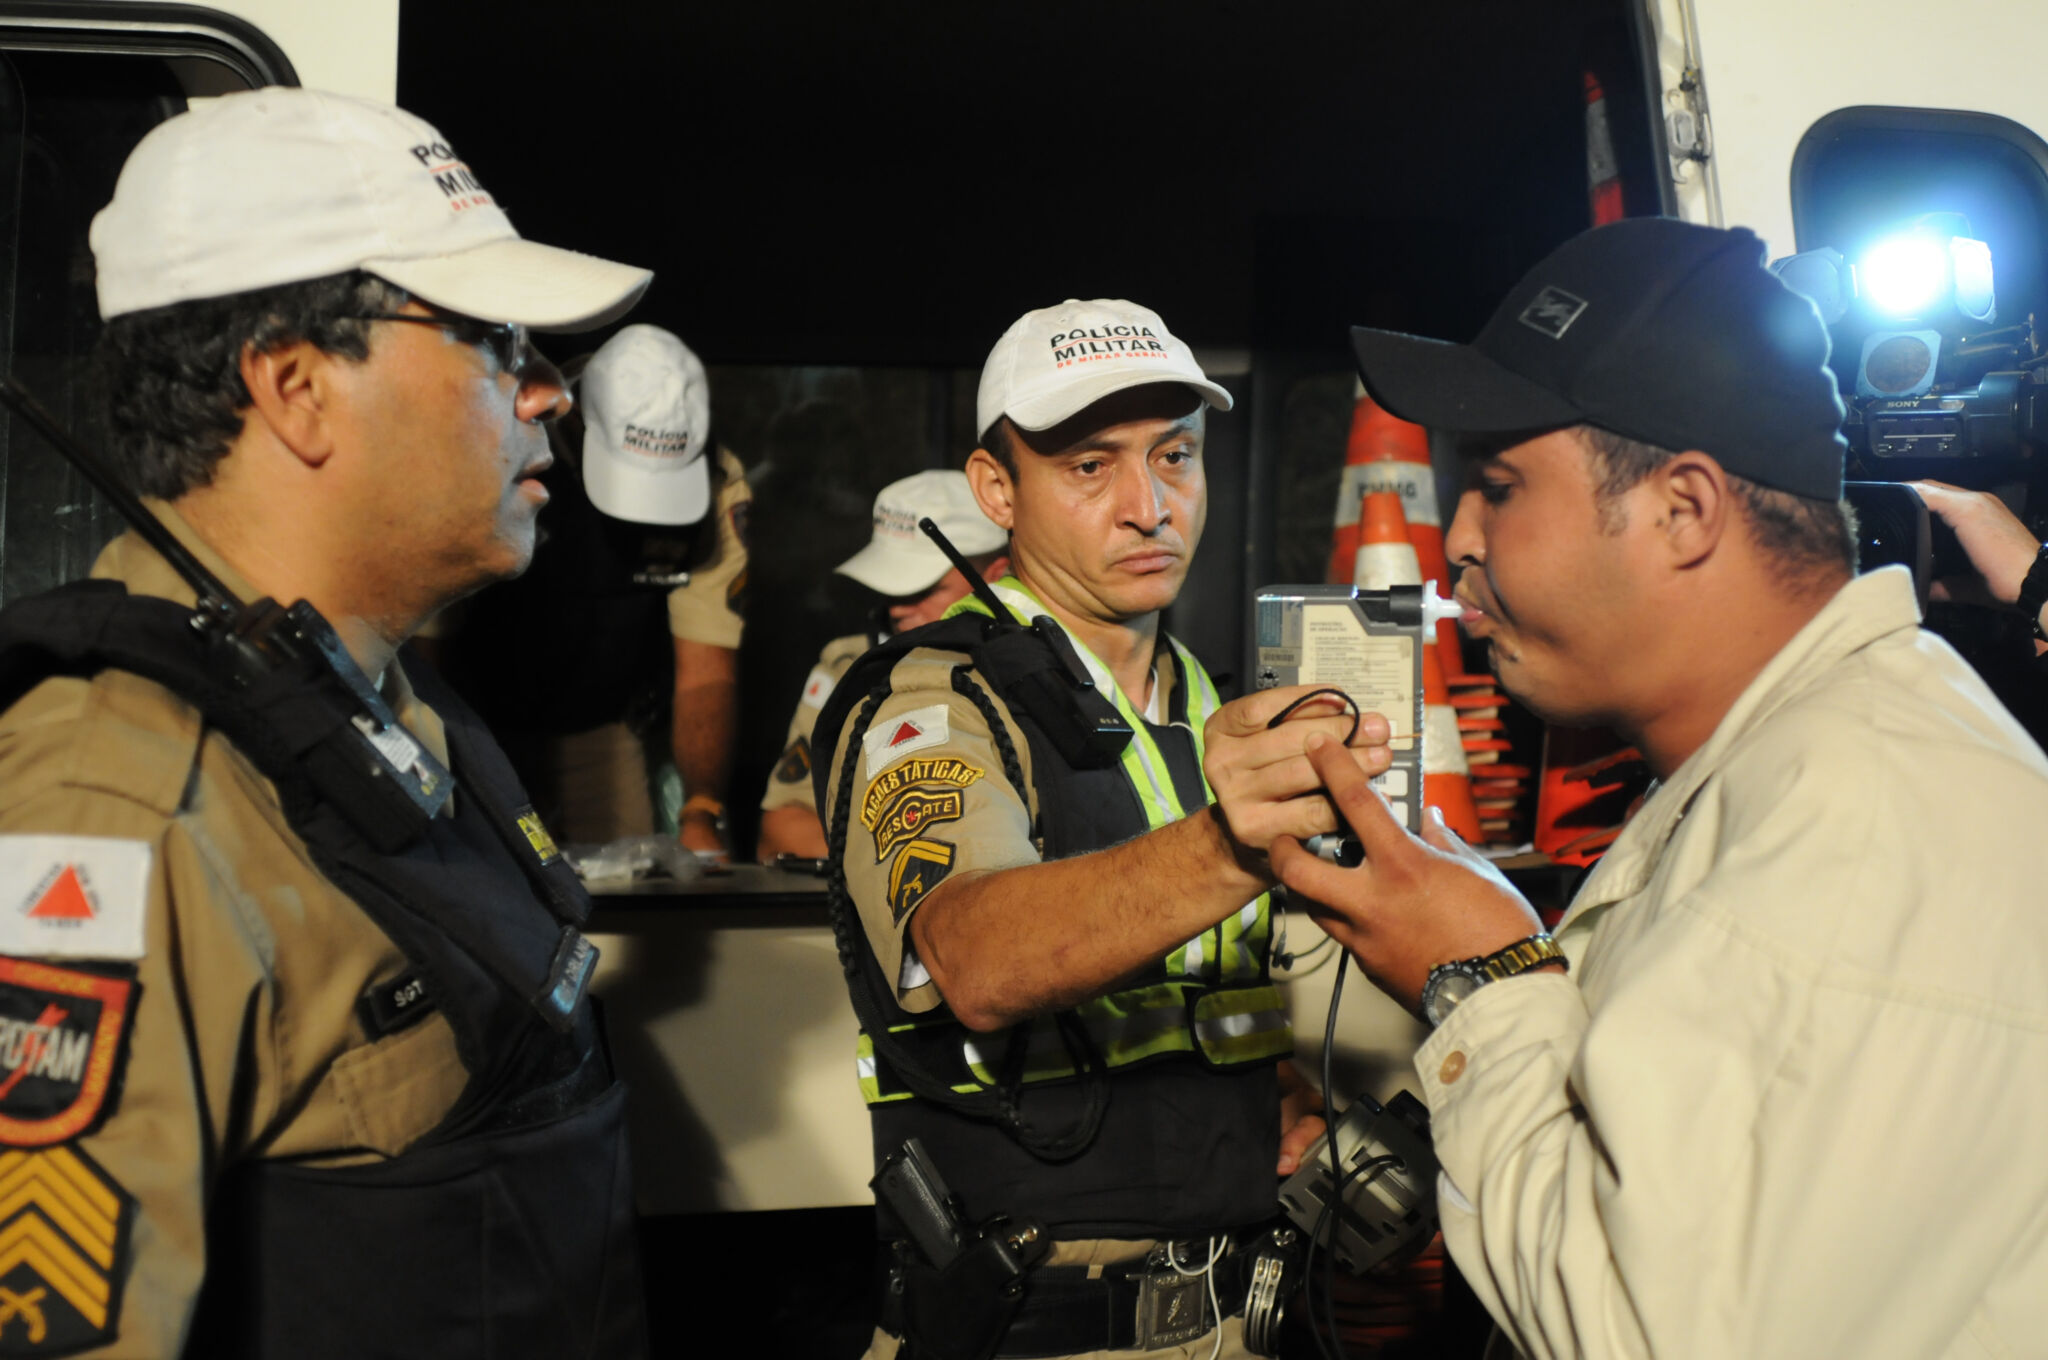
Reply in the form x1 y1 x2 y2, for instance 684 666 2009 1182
1422 932 1566 1027
2017 543 2048 642
1475 933 1568 982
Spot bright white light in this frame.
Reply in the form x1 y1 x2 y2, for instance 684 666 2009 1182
1861 236 1949 317
1950 236 1996 322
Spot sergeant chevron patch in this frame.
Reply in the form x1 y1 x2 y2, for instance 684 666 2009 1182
773 736 813 786
0 1144 133 1354
886 839 955 923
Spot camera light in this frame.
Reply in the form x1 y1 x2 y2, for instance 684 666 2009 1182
1950 235 1996 323
1861 235 1949 317
1769 247 1851 325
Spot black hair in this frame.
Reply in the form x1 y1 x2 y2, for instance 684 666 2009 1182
1579 425 1858 582
96 270 409 498
980 417 1019 478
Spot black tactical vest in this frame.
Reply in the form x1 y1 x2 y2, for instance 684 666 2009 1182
0 581 648 1359
813 615 1278 1241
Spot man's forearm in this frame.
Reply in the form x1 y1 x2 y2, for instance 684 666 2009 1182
909 805 1268 1031
756 804 827 861
671 640 738 800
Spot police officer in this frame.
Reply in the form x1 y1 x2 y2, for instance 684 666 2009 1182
757 470 1008 862
0 89 651 1356
816 300 1387 1359
438 324 753 854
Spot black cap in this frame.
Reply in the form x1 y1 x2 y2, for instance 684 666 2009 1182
1350 218 1848 500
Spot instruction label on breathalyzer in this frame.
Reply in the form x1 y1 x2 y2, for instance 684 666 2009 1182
1255 584 1439 835
1301 604 1416 744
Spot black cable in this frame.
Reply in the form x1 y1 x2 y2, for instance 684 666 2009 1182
1303 1151 1404 1360
1317 950 1348 1360
1302 946 1414 1360
1265 686 1363 746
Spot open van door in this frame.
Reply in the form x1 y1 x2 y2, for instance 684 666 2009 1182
0 2 397 606
1641 0 2048 251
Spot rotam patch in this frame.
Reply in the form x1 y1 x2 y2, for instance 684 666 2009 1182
861 705 952 775
0 959 137 1148
0 841 149 963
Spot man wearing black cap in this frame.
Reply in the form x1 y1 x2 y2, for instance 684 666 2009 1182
1274 218 2048 1357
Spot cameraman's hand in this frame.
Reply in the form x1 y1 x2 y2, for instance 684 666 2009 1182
1911 481 2040 608
1272 733 1546 1014
1202 686 1390 859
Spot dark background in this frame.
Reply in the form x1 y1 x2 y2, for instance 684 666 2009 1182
397 0 1661 853
399 0 1658 363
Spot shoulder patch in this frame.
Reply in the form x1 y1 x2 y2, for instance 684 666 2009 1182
773 736 813 786
862 704 951 775
887 839 955 923
0 1142 135 1353
860 757 983 861
799 665 839 710
0 960 136 1148
0 840 149 963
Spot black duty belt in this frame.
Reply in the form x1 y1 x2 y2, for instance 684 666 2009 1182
884 1245 1250 1358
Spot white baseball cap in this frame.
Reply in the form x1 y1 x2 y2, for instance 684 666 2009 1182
579 326 713 526
90 87 651 331
975 298 1232 438
836 470 1007 597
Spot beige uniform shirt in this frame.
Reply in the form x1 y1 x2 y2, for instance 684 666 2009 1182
1414 568 2048 1358
822 635 1179 1014
665 447 752 649
0 511 468 1357
760 633 873 816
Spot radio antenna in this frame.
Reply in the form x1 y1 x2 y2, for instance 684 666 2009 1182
918 517 1014 623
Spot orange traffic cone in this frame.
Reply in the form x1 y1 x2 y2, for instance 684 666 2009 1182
1447 671 1527 845
1421 642 1484 842
1326 384 1458 652
1353 490 1421 590
1349 487 1482 840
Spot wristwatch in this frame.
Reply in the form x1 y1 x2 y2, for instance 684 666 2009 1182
2015 542 2048 643
681 793 726 821
1420 934 1567 1028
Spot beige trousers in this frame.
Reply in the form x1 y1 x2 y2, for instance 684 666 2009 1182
495 721 656 845
860 1317 1252 1360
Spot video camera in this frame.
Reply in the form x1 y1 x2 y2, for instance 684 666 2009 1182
1776 214 2045 600
1774 212 2048 470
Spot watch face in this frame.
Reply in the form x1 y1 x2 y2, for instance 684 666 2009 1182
1423 967 1484 1027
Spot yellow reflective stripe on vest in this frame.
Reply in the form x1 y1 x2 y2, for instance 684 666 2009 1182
857 982 1295 1105
857 1028 984 1104
1192 985 1294 1066
945 579 1272 981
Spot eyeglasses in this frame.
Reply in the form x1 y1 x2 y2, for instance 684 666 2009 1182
358 311 530 374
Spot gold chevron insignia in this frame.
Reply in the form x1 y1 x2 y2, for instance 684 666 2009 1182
0 1145 132 1350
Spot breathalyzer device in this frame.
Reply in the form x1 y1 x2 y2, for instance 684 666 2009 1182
1251 583 1458 861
